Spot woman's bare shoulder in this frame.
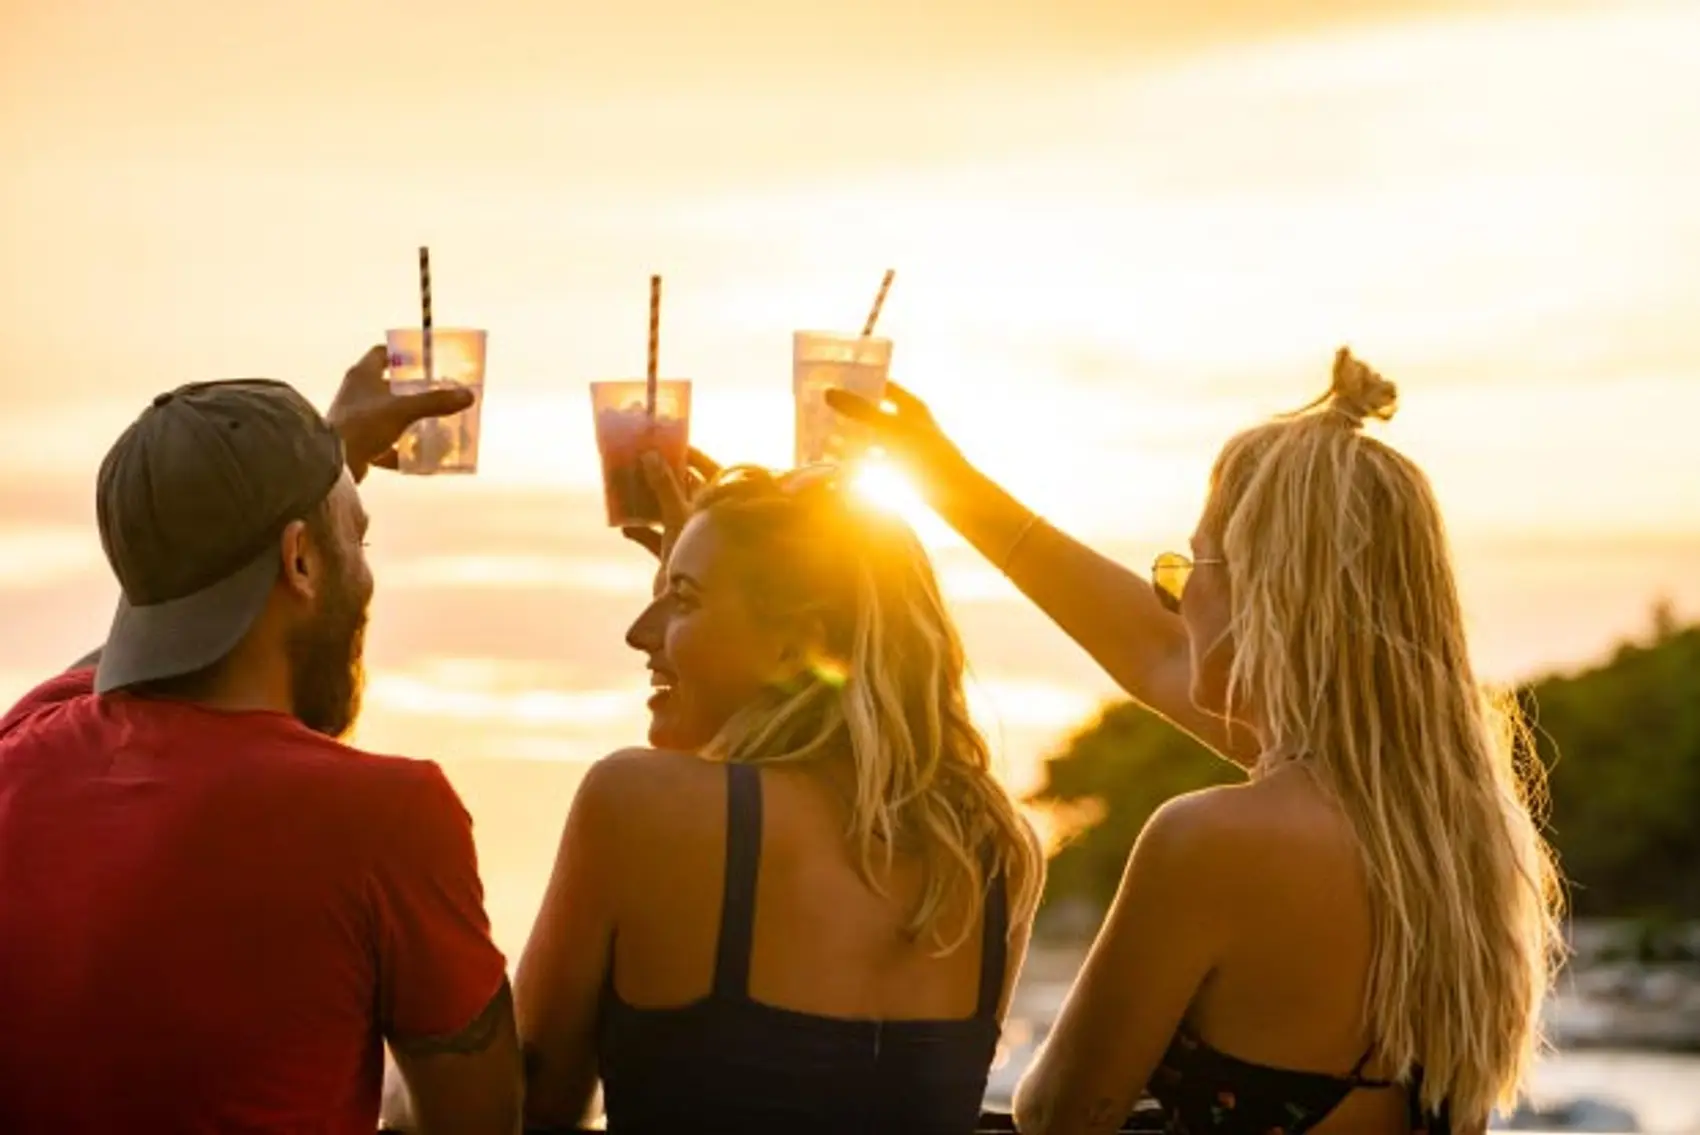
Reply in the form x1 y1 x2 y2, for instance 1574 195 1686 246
1135 774 1354 888
584 745 717 781
572 748 729 835
1167 766 1345 830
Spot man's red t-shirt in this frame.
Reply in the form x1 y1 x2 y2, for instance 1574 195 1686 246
0 669 508 1134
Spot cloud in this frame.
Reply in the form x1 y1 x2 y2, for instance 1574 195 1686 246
0 526 106 588
2 0 1564 133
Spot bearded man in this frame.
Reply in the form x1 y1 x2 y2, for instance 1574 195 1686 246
0 348 520 1135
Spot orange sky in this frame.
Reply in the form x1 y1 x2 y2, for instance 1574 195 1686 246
4 0 1698 955
6 0 1697 624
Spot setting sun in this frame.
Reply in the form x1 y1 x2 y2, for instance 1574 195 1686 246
849 454 958 544
849 455 921 515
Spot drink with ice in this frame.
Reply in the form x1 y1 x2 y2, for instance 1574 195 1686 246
386 328 488 474
793 331 892 466
591 380 692 527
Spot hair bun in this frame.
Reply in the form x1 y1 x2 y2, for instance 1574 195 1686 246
1328 346 1399 426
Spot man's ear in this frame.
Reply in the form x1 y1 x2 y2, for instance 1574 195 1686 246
277 519 317 601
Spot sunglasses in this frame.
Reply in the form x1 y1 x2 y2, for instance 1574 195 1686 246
1151 551 1226 614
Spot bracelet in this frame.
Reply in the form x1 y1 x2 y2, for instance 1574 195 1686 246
1002 513 1043 574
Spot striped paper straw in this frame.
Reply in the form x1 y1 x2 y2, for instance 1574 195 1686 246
861 269 895 337
646 274 661 418
418 246 434 384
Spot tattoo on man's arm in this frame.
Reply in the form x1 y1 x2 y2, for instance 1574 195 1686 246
389 978 513 1058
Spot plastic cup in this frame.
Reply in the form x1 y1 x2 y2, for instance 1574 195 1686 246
385 328 488 475
590 380 692 527
793 331 892 466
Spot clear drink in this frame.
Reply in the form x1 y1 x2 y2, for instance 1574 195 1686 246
793 331 892 467
386 328 488 474
590 380 693 527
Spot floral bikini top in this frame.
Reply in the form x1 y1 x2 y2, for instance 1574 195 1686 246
1147 1025 1452 1135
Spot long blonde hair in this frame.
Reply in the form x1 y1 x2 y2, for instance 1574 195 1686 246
691 466 1042 953
1201 349 1565 1127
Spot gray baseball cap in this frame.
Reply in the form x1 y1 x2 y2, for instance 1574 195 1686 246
93 380 345 694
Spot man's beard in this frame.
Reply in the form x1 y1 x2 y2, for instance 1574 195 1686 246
286 555 369 739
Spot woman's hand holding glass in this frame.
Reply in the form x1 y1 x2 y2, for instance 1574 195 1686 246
823 381 972 504
621 448 721 592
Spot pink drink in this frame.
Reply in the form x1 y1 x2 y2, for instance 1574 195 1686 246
590 380 692 527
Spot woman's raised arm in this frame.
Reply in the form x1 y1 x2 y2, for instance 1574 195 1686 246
828 383 1258 768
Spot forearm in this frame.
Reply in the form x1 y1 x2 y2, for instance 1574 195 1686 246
927 457 1256 765
928 458 1187 704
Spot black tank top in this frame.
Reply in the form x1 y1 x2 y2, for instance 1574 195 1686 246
596 762 1010 1134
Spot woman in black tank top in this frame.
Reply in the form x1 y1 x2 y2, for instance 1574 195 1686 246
515 463 1044 1133
597 762 1011 1134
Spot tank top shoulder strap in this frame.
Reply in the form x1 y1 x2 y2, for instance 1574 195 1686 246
974 855 1009 1022
711 761 763 999
1347 1043 1394 1088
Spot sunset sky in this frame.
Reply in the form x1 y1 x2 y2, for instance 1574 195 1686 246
4 0 1698 953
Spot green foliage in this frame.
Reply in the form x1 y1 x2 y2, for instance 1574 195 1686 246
1029 613 1700 920
1030 701 1239 914
1526 620 1700 917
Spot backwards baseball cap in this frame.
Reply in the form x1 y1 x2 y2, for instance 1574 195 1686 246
93 380 346 694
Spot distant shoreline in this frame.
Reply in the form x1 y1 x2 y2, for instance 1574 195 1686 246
1017 923 1700 1055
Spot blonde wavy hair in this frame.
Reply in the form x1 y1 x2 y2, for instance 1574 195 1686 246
1201 349 1566 1127
688 465 1042 955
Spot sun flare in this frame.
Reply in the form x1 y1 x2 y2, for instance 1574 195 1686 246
849 457 931 528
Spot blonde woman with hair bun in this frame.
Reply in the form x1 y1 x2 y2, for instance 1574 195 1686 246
832 349 1565 1135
